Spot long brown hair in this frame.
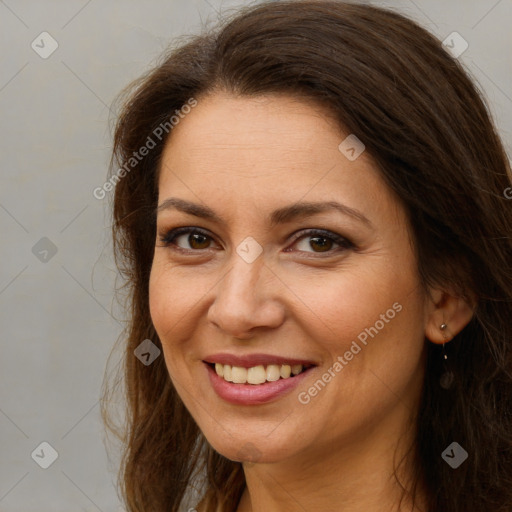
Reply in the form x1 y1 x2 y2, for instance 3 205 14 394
100 1 512 511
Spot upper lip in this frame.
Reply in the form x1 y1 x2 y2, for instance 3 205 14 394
203 353 317 368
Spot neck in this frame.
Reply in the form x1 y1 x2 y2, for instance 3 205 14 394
235 407 427 512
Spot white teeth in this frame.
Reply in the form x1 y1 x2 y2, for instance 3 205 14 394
212 362 307 384
247 365 266 384
280 365 291 379
266 364 281 382
223 364 233 382
231 366 247 384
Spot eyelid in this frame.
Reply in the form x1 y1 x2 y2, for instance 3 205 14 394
157 226 354 254
158 226 216 250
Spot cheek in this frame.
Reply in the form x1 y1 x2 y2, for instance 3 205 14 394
289 262 426 397
283 261 416 345
148 270 191 393
149 260 202 329
149 265 172 333
148 259 219 379
294 290 425 437
148 263 195 359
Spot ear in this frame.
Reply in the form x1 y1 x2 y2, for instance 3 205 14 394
424 288 476 344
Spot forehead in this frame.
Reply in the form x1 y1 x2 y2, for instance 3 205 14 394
160 92 344 167
156 92 402 227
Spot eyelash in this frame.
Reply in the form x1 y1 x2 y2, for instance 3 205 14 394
157 227 355 256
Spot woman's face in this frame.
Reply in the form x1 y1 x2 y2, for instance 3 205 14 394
149 91 431 465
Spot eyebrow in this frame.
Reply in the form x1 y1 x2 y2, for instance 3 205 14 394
156 197 372 228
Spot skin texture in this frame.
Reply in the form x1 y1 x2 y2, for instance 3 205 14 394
149 92 474 512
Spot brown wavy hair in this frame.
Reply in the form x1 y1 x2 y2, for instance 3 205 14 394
100 1 512 511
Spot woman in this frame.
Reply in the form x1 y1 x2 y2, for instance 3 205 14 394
101 1 512 511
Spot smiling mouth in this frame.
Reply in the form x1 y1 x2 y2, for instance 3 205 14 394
205 362 314 385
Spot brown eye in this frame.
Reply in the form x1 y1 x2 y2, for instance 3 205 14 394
289 229 354 255
184 233 210 250
159 228 216 251
307 235 335 252
159 227 354 256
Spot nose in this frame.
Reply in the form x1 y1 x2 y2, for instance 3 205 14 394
207 253 285 339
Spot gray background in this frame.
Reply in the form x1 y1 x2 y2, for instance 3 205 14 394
0 0 510 511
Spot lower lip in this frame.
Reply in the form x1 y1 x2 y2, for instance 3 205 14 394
205 363 315 405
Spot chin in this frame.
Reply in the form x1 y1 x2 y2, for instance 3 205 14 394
200 424 303 465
